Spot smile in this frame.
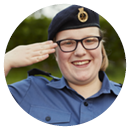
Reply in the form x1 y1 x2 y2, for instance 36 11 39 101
72 60 90 66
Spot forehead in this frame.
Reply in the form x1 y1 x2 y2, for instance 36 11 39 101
56 27 100 41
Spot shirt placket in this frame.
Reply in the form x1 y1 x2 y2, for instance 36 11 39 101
80 99 94 124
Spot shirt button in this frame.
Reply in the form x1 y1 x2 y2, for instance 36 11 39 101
45 116 51 121
84 102 88 106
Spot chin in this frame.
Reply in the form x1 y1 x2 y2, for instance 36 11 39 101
75 72 97 83
73 76 90 84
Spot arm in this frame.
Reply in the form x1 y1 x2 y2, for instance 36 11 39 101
4 40 57 77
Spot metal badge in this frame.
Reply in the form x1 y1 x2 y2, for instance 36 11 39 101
78 8 88 22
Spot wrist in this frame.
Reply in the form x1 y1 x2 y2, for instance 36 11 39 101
4 52 12 76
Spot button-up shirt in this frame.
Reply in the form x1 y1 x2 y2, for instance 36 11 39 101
8 70 121 126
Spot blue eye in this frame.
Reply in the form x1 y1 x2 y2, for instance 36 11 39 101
84 38 98 44
66 42 72 45
60 40 75 46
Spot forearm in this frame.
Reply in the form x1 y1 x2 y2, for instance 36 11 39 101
4 53 12 77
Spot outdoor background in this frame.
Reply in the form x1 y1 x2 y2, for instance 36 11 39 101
5 4 126 85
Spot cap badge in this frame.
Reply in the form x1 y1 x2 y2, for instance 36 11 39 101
78 8 88 22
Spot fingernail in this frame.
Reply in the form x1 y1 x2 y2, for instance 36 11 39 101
48 40 53 44
53 43 57 46
45 54 49 57
52 49 55 51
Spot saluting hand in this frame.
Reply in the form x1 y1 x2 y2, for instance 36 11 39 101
4 41 57 76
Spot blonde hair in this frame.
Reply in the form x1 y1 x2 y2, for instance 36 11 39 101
100 43 109 71
99 30 109 71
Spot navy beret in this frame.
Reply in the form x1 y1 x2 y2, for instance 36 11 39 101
48 5 100 40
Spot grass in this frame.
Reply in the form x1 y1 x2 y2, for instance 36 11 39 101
6 63 125 85
6 66 62 84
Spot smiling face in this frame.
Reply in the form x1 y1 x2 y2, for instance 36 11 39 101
55 27 103 86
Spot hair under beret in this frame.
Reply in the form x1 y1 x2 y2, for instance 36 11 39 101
48 5 100 40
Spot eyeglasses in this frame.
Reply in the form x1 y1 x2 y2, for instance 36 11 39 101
56 36 102 52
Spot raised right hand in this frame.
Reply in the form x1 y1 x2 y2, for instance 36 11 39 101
4 40 57 76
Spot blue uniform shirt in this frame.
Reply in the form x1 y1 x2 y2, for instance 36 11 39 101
8 70 121 126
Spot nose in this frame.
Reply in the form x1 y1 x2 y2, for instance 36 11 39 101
74 42 87 56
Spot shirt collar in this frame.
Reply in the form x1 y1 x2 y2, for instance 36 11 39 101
46 76 68 89
46 71 121 96
91 71 121 98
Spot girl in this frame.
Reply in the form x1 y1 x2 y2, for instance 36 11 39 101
4 5 121 126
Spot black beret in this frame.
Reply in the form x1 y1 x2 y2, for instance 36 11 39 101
48 5 100 40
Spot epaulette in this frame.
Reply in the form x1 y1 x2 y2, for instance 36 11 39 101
109 81 122 96
28 68 60 81
114 83 122 87
111 81 122 87
116 83 122 87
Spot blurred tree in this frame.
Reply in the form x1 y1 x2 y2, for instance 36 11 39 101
6 13 125 74
100 16 125 63
6 15 51 51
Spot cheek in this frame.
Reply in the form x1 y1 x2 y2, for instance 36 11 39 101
55 48 70 69
91 46 102 66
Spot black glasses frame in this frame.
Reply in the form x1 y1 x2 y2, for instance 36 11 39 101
56 36 102 53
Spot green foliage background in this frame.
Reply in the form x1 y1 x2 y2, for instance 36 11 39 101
6 11 126 85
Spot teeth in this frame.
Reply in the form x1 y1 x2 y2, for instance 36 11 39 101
73 61 89 65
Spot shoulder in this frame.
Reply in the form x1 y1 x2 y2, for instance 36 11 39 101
8 75 51 103
100 71 122 96
109 80 122 96
8 75 50 98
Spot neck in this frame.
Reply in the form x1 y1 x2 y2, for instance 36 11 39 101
67 75 102 99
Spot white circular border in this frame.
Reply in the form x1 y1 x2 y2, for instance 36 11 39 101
1 0 129 130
